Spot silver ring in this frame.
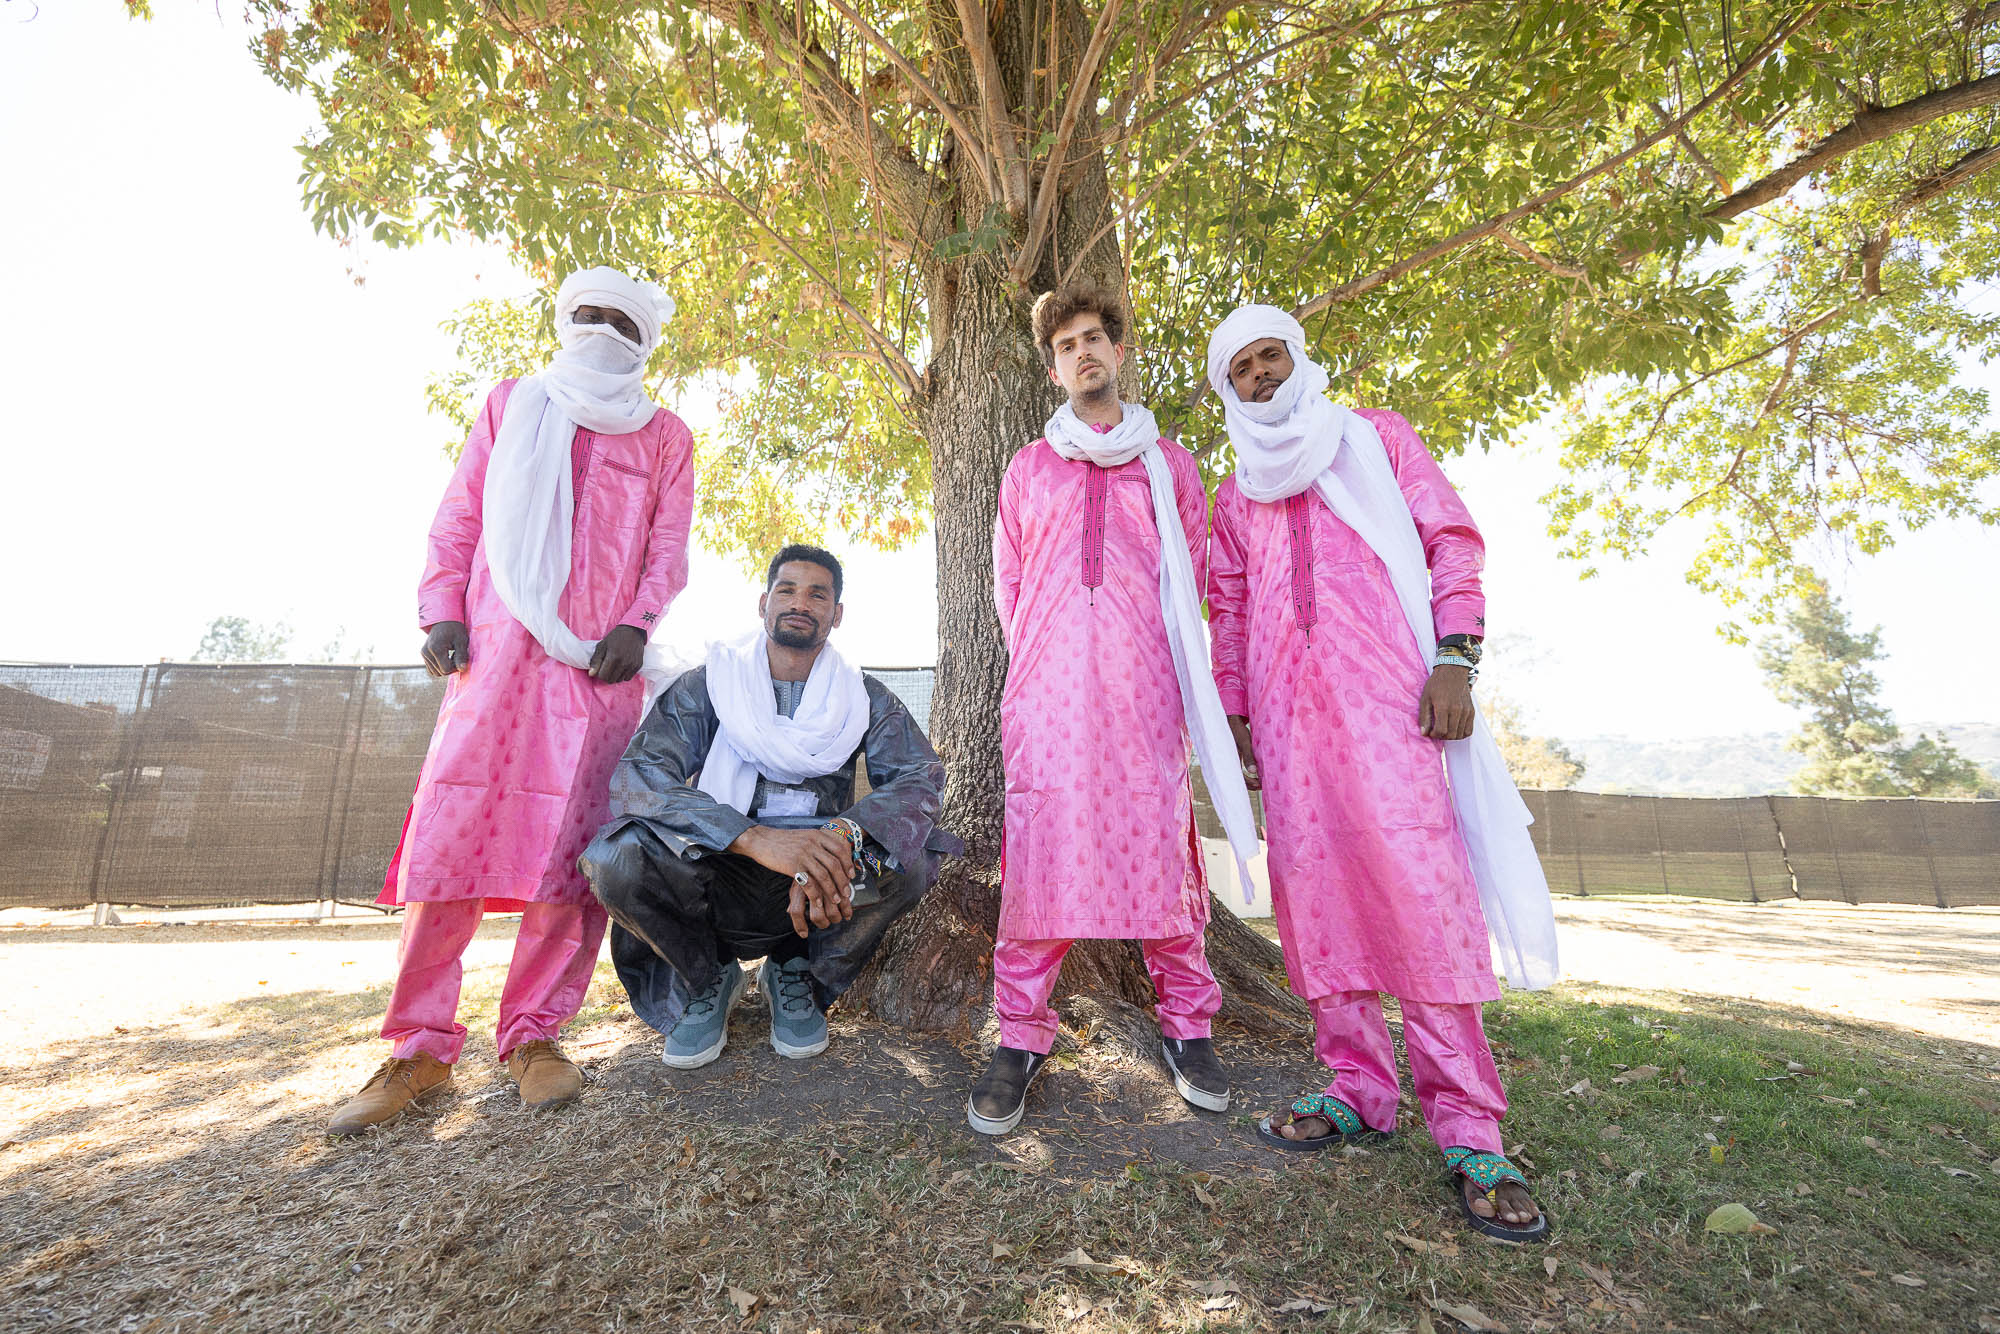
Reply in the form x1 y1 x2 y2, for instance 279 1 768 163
793 871 811 885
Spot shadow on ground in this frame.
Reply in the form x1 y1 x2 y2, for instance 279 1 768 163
3 970 1998 1333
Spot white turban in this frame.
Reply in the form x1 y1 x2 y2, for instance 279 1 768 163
1203 302 1352 504
481 266 677 673
554 265 676 360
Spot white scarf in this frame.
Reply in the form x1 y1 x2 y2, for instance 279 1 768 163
1205 305 1560 989
696 632 872 815
483 266 677 675
1042 401 1264 901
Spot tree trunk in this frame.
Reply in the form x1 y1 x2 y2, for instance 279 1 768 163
840 0 1303 1040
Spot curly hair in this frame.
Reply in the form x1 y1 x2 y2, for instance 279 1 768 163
1030 282 1127 367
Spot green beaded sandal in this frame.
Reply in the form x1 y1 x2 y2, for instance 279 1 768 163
1443 1147 1549 1242
1255 1093 1393 1152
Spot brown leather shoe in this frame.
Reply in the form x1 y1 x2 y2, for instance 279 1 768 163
326 1054 454 1136
508 1039 583 1110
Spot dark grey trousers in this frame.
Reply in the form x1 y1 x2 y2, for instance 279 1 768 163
582 820 926 1035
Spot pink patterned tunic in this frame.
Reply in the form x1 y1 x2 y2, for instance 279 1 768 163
386 378 695 908
1207 409 1497 1003
993 435 1210 940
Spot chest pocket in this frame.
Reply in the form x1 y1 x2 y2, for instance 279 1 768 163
587 449 656 530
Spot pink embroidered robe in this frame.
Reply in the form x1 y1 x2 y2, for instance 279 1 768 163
384 378 695 908
1207 408 1498 1003
993 434 1211 940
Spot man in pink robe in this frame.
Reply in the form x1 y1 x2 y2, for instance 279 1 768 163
1205 305 1545 1238
329 268 694 1135
968 283 1232 1136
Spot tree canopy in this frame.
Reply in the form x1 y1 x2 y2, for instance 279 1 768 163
233 0 2000 610
1756 583 1993 796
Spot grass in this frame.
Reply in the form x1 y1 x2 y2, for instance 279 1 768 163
2 948 1997 1333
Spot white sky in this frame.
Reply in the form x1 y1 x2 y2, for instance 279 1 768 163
0 2 1991 743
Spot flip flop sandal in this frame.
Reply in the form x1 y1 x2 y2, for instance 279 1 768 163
1444 1147 1550 1242
1255 1093 1394 1152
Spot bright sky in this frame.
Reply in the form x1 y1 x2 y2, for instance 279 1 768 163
1 2 1991 743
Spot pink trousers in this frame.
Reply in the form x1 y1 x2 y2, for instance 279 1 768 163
1310 990 1505 1153
380 899 608 1064
994 934 1220 1053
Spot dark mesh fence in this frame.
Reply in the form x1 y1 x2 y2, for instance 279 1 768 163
1 663 1995 910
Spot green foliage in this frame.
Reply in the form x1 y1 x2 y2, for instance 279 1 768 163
192 615 294 663
1482 689 1587 790
217 0 1999 611
1755 584 1992 796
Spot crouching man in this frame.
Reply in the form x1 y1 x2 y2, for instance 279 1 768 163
581 544 960 1065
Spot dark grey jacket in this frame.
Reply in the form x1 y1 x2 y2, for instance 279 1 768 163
602 666 962 882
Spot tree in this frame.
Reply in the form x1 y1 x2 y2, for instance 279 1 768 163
1482 691 1587 790
191 615 295 663
215 0 2000 1027
1756 584 1990 796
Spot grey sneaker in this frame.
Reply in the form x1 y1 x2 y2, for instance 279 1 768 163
661 963 746 1069
758 956 829 1059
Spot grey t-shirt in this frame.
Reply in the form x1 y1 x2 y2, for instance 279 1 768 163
749 679 814 817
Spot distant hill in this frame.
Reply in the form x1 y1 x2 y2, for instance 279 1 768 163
1570 722 2000 796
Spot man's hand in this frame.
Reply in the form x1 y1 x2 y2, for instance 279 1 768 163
421 621 470 677
729 826 856 937
1418 665 1476 740
1227 714 1260 790
589 625 646 683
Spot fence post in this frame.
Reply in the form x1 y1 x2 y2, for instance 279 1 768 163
1911 799 1949 910
313 666 365 918
323 667 375 910
1735 798 1760 905
89 664 156 917
1764 795 1800 899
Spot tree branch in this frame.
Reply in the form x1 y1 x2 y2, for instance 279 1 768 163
1012 0 1127 284
815 0 1000 202
1492 227 1587 279
1706 72 2000 223
953 0 1028 210
1650 99 1732 192
1291 3 1827 322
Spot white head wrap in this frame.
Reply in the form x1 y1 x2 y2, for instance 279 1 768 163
1202 302 1562 990
481 266 677 673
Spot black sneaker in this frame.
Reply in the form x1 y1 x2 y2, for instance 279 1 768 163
966 1046 1048 1136
1162 1037 1231 1112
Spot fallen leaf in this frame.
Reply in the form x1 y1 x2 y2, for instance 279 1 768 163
1542 1257 1558 1279
1562 1078 1594 1097
1186 1278 1243 1296
1054 1248 1139 1277
1612 1065 1662 1085
1201 1295 1239 1312
677 1134 696 1169
1794 1182 1813 1196
1623 1169 1645 1189
1575 1259 1618 1295
1861 1135 1883 1152
1705 1203 1777 1235
1390 1232 1461 1257
1599 1125 1624 1140
1942 1167 1981 1182
991 1242 1014 1259
1710 1144 1728 1164
1597 1152 1618 1169
1817 1095 1857 1107
1785 1061 1812 1074
724 1286 761 1317
1276 1297 1336 1314
1191 1181 1219 1208
1427 1297 1509 1331
1889 1273 1926 1288
1845 1186 1868 1198
1419 1315 1437 1334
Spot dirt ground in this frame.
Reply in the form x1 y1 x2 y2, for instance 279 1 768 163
3 898 1998 1332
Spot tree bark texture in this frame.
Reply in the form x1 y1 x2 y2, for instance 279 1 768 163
842 0 1301 1035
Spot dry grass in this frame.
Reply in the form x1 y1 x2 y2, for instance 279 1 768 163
2 924 1998 1333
